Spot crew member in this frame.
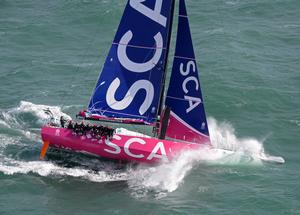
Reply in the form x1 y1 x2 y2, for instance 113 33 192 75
60 116 66 128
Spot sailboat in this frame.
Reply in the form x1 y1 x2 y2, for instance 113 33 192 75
40 0 211 163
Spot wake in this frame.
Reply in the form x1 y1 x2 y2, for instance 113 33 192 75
0 101 284 196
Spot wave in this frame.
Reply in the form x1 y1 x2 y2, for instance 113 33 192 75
0 157 128 182
0 101 71 141
0 101 284 198
126 118 284 198
3 101 71 126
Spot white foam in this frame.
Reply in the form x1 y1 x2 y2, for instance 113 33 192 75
0 101 285 196
208 117 284 164
126 148 251 198
0 119 10 128
0 157 128 182
20 130 41 142
0 101 72 141
7 101 71 124
125 117 284 197
0 134 22 151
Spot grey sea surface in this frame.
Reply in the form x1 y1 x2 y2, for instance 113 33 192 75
0 1 299 214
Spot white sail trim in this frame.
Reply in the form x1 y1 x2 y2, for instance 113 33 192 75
170 111 209 138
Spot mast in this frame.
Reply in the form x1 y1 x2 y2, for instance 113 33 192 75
155 0 175 135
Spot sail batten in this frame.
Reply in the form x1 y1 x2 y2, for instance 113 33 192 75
112 42 166 49
174 55 195 60
165 0 210 143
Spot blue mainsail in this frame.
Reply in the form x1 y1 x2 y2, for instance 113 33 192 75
88 0 174 124
165 0 209 142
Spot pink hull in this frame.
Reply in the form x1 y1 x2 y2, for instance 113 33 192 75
41 126 210 164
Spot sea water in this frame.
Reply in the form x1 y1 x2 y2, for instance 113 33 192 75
0 1 299 214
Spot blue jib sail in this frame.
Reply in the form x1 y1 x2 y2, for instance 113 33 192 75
88 0 174 124
165 0 210 142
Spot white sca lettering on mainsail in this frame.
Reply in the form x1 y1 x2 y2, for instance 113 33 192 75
88 0 174 124
165 0 210 143
106 78 154 115
130 0 167 27
117 31 163 73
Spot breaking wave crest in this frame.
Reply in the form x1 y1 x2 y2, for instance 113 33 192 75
0 100 128 182
126 117 284 198
0 101 71 142
1 101 71 127
0 157 128 182
0 101 284 198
